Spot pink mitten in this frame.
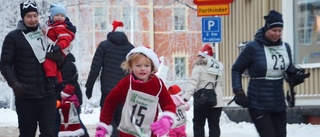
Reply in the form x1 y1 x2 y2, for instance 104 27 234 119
151 116 173 136
95 126 107 137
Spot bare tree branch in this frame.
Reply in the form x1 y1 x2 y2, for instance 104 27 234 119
175 0 197 11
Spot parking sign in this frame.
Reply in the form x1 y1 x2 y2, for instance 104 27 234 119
202 17 221 43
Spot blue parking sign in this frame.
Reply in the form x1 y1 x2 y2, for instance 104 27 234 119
202 17 221 43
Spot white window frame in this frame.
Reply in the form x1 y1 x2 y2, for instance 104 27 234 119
94 6 107 30
122 7 140 31
173 8 186 31
282 0 320 67
174 57 187 80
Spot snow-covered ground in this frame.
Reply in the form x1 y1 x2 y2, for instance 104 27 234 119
1 106 320 137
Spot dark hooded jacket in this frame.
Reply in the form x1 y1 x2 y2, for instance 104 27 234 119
231 27 296 112
85 32 134 95
59 53 83 105
0 20 55 98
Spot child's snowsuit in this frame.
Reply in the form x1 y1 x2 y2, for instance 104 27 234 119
167 85 190 137
43 19 75 83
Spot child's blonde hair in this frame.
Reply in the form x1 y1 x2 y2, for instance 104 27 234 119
121 53 157 73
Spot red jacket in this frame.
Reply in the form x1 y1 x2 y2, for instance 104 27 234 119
46 21 75 50
100 74 176 137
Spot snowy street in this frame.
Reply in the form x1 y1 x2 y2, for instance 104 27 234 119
1 107 320 137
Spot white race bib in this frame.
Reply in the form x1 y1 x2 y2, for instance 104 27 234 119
23 30 46 63
206 57 224 76
119 90 159 137
174 105 187 128
264 43 289 79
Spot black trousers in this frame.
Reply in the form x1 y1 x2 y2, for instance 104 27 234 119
249 108 287 137
100 93 123 137
15 95 56 137
193 106 222 137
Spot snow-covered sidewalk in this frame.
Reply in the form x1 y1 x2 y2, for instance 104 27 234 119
1 108 320 137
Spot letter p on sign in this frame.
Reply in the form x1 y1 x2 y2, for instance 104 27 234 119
208 21 215 30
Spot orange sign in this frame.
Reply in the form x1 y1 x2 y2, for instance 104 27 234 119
194 0 233 5
197 4 230 16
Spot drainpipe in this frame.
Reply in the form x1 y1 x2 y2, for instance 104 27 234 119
130 0 134 45
150 1 154 49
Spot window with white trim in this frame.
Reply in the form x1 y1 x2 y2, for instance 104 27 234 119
174 8 186 31
94 7 107 30
174 57 186 80
293 0 320 64
123 7 140 31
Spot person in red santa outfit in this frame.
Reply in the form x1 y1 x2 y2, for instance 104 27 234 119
57 84 84 137
95 46 177 137
167 85 190 137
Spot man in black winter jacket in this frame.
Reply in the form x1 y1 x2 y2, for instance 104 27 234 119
85 20 134 137
0 1 56 136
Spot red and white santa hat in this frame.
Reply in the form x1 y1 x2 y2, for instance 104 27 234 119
198 44 213 57
168 84 182 95
107 20 125 33
126 46 160 69
61 84 74 98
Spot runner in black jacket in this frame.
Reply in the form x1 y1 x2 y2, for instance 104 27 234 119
85 20 134 137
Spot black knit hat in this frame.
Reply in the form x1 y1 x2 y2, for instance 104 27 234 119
20 1 38 19
264 10 283 31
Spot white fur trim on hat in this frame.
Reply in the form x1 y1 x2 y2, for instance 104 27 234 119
126 46 160 69
198 51 207 57
60 91 71 97
97 122 113 135
106 25 125 33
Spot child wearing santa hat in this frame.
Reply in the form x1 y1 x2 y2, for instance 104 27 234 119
167 85 190 137
42 2 76 92
95 46 176 137
58 84 84 137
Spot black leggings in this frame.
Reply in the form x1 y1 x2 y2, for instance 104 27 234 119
249 108 287 137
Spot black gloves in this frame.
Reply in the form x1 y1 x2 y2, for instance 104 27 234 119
46 52 64 64
11 81 27 98
234 91 248 108
47 77 65 92
86 87 93 99
52 45 61 53
285 68 310 87
55 82 65 93
228 89 248 108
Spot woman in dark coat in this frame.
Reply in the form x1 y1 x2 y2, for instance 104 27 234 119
231 10 309 137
